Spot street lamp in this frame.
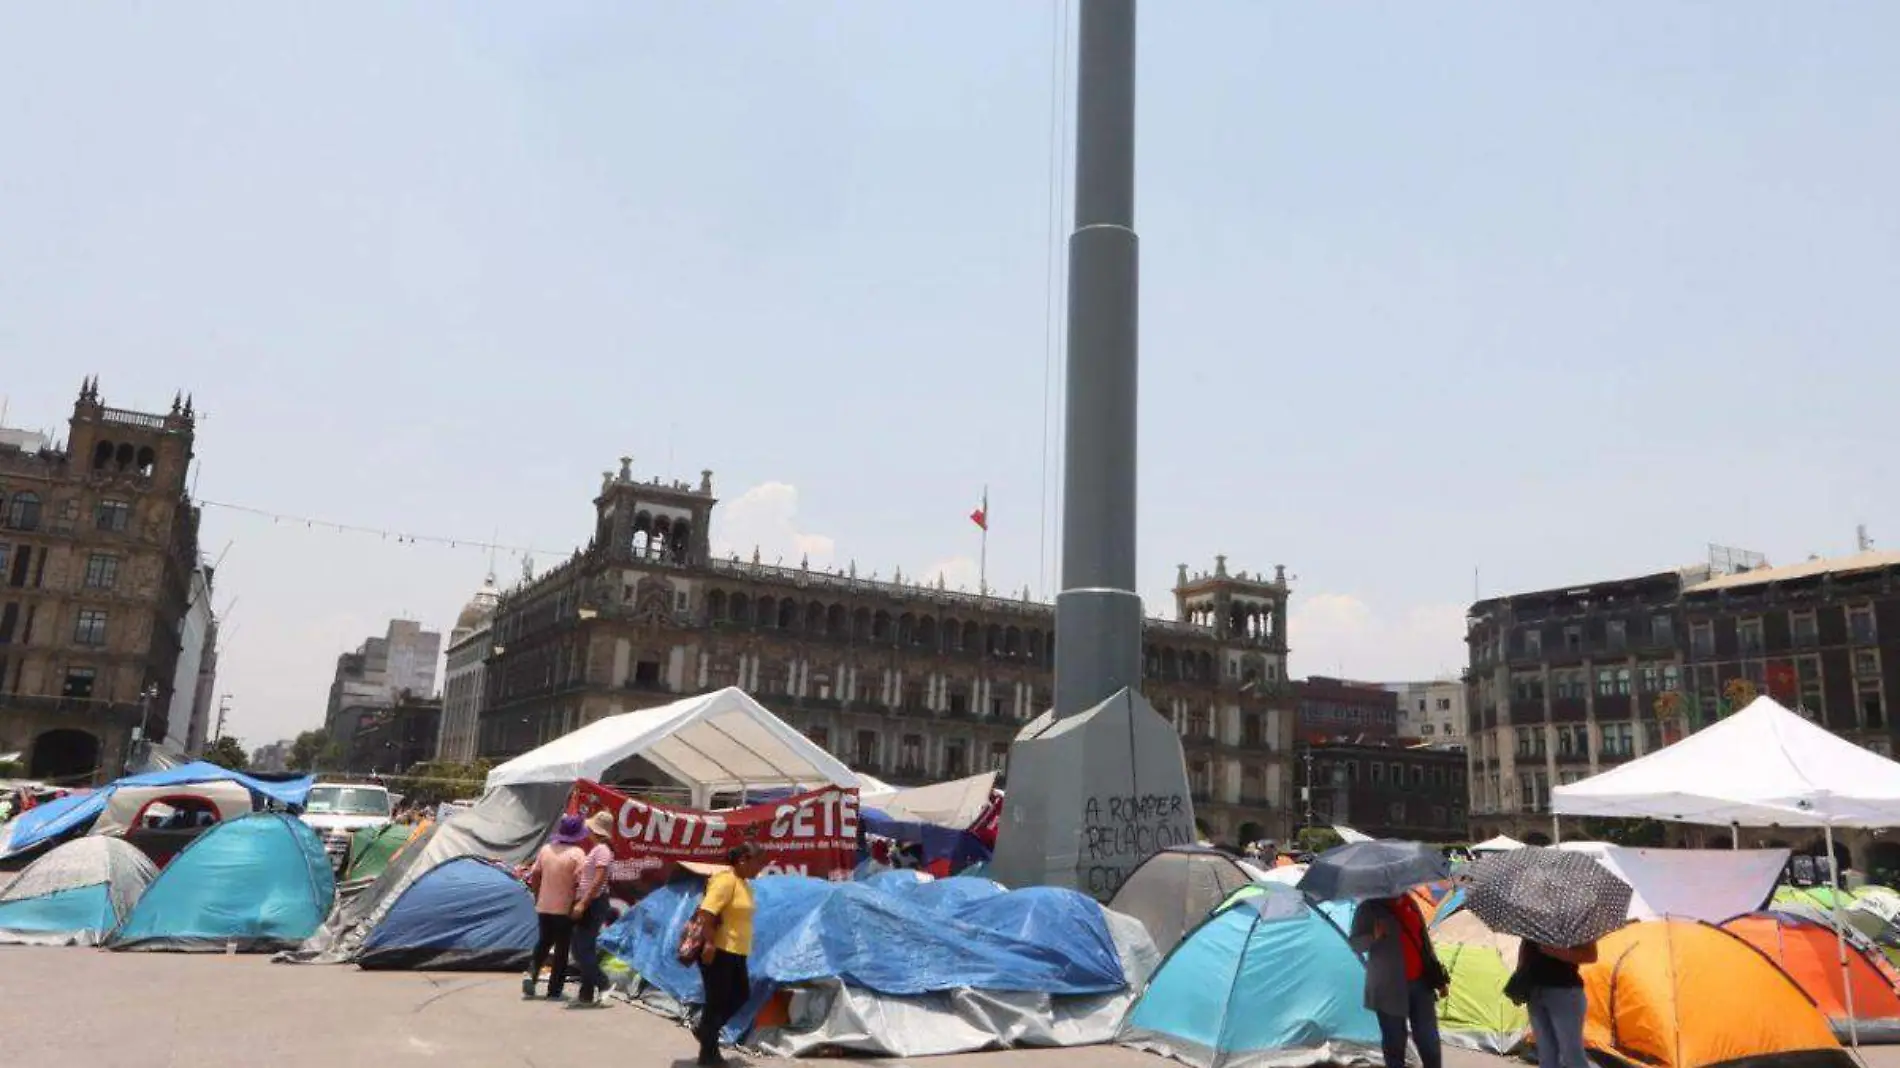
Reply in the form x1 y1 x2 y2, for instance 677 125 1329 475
126 683 161 773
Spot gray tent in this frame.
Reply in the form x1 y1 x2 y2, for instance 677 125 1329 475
0 836 157 946
275 782 570 965
1109 846 1260 956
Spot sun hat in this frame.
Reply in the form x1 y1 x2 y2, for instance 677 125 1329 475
585 810 614 839
551 813 588 845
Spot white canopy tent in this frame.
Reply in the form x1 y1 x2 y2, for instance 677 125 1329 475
866 772 998 828
1553 695 1900 1047
484 687 859 807
1471 834 1526 853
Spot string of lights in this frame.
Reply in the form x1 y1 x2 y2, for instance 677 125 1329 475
193 498 569 560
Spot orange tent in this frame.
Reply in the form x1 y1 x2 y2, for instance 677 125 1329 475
1722 912 1900 1043
1582 919 1852 1068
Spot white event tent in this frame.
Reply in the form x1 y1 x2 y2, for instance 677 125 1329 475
1553 694 1900 1046
484 687 859 807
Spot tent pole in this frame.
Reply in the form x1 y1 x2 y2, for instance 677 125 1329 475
1827 822 1861 1051
1551 814 1561 845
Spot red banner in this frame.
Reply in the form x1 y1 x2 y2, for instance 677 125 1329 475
566 780 859 883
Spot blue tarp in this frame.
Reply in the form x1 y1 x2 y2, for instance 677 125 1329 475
358 857 538 970
602 874 1125 1042
2 763 315 856
107 812 335 952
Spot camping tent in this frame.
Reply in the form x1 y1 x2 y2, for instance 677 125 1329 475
107 812 335 952
1110 846 1261 956
281 781 572 966
1723 912 1900 1042
1120 884 1381 1068
356 857 537 971
0 762 313 859
0 836 157 946
1470 835 1524 853
1582 919 1851 1068
484 687 858 806
344 821 423 884
1431 909 1528 1055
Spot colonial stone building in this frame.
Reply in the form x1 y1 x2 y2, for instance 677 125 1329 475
0 381 202 782
436 575 498 764
477 459 1299 842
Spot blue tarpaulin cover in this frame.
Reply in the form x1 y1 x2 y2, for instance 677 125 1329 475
2 763 315 856
601 873 1125 1040
860 806 992 872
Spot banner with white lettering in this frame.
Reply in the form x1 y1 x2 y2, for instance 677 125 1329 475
566 780 860 884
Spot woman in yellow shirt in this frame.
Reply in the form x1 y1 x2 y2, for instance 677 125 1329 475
693 842 766 1067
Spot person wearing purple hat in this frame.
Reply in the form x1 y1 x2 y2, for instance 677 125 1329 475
522 813 589 999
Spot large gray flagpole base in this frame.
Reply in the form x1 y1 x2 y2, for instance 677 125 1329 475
989 686 1197 899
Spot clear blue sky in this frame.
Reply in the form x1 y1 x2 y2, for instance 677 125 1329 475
4 4 1897 746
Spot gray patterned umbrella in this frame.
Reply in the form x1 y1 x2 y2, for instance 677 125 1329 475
1464 847 1633 947
1297 840 1449 902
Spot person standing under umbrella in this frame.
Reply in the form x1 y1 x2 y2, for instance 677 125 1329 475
1351 892 1448 1068
1511 939 1597 1068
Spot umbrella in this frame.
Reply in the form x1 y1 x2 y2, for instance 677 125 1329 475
1297 840 1449 902
1464 847 1632 947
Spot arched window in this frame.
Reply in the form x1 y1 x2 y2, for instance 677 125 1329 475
707 589 728 621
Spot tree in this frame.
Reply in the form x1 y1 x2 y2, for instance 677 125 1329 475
1295 826 1344 854
287 729 336 772
204 736 249 771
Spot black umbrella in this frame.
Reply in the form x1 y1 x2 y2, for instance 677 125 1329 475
1464 847 1632 947
1297 840 1449 902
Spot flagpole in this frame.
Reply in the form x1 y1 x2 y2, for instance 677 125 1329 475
979 486 989 597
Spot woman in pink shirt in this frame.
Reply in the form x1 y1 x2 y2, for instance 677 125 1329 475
522 814 588 999
568 810 617 1008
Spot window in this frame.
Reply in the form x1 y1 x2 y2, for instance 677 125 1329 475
1606 620 1627 652
1662 664 1681 692
2 492 39 531
1523 630 1543 657
1798 656 1824 717
1554 670 1585 699
62 667 96 699
988 742 1009 772
1242 713 1263 747
1564 626 1583 653
0 544 8 574
1390 762 1404 783
1371 762 1386 784
1421 723 1435 736
1791 611 1819 648
1601 722 1635 758
1558 726 1576 757
1855 649 1881 678
1410 764 1425 785
1513 674 1545 701
1615 668 1632 696
1514 727 1534 757
1850 605 1878 645
1640 663 1663 692
948 690 970 717
1859 680 1886 730
806 725 830 750
900 734 923 772
943 742 968 779
854 730 878 768
83 554 118 590
1652 614 1675 647
95 499 129 533
1738 618 1764 654
1596 669 1618 697
74 609 107 646
1436 697 1452 711
1388 801 1405 822
1690 622 1715 658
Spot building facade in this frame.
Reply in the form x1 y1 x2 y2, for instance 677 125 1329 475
1298 740 1468 841
346 694 443 775
476 459 1299 842
185 617 219 756
1387 678 1467 746
436 575 498 763
1294 677 1399 742
324 618 442 753
1465 552 1900 862
0 381 203 782
167 565 216 748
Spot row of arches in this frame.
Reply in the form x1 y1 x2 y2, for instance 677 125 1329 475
706 589 1056 662
1181 600 1281 643
629 511 694 564
90 439 157 476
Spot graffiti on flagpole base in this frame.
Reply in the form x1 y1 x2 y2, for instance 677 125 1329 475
1081 793 1190 897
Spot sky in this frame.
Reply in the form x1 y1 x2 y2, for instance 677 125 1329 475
4 4 1898 748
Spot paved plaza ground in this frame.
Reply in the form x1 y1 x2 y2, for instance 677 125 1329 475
5 947 1900 1068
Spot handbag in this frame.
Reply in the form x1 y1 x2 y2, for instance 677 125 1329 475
677 914 717 966
1503 969 1531 1005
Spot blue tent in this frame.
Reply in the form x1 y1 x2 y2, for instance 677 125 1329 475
0 837 157 946
1121 884 1382 1068
357 857 538 971
0 762 315 858
106 812 335 952
603 874 1124 1043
